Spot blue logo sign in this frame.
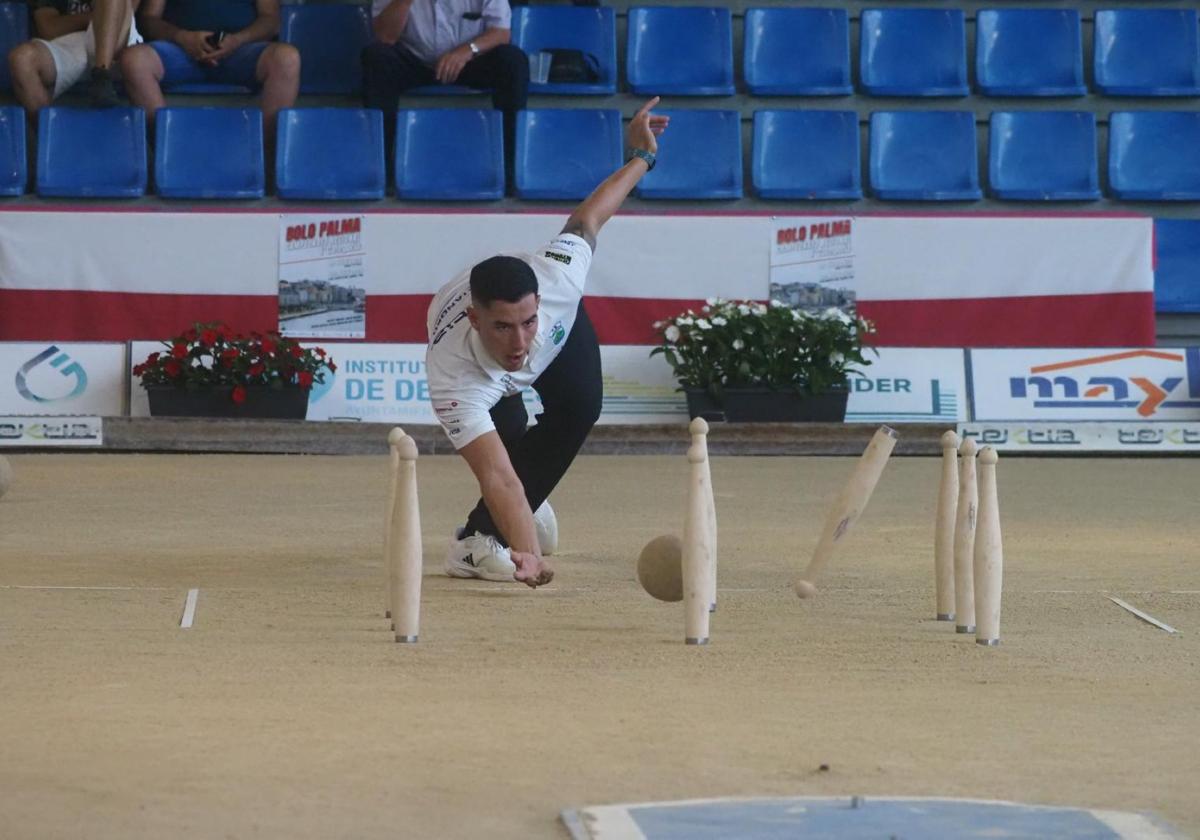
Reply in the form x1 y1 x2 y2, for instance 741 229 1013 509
16 346 88 403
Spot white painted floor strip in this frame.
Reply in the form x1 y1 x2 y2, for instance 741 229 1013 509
180 588 199 629
0 585 171 591
1108 597 1178 634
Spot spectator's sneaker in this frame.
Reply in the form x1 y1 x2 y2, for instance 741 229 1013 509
87 67 119 108
444 527 516 581
533 500 558 556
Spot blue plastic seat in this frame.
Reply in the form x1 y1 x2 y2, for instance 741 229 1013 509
976 9 1085 96
511 6 616 95
752 110 860 200
281 4 372 95
155 107 264 199
395 109 503 200
1109 111 1200 200
0 105 26 195
515 109 621 200
627 7 735 96
37 107 146 197
869 111 980 200
637 109 741 200
0 2 28 92
860 9 968 97
744 8 851 96
275 108 384 200
1095 9 1200 96
988 112 1098 200
1154 219 1200 312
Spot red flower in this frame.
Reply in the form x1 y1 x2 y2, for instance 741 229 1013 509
328 361 337 373
183 328 198 342
200 328 218 346
221 348 240 361
231 385 246 405
298 371 313 388
219 324 234 339
170 343 188 359
289 345 303 359
132 363 145 376
248 362 265 377
315 348 326 358
147 352 160 364
164 360 182 378
261 338 276 354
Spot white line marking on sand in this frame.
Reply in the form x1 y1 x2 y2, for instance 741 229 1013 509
1107 597 1178 634
180 588 199 629
0 585 171 591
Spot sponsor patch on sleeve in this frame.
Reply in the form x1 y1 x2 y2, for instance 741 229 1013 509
544 250 572 265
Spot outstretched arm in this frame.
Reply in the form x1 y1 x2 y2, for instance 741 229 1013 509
560 97 669 252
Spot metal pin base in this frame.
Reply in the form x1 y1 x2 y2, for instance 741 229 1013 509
685 637 709 645
976 638 1000 647
936 613 955 621
709 603 717 613
956 625 976 634
394 635 419 644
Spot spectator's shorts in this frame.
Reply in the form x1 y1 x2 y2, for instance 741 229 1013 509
150 41 270 90
37 18 143 98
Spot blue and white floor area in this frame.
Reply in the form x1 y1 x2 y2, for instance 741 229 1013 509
561 796 1180 840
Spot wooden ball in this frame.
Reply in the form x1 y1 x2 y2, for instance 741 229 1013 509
0 455 10 499
637 534 683 602
793 579 818 599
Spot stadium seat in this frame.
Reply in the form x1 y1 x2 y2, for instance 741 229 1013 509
155 108 264 200
1154 219 1200 312
0 2 28 92
0 105 26 196
743 7 851 96
976 9 1086 97
860 9 968 96
637 109 742 200
36 107 146 198
752 110 861 200
395 109 504 200
1108 111 1200 200
511 6 616 95
1094 9 1200 96
869 111 980 200
988 111 1099 200
275 108 385 201
626 7 735 96
281 4 372 95
515 109 622 200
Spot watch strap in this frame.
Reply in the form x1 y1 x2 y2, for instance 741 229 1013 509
627 148 656 171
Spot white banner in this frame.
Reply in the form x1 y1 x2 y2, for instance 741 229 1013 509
278 214 367 339
970 348 1200 422
0 415 103 446
960 422 1200 453
846 348 966 423
0 343 125 416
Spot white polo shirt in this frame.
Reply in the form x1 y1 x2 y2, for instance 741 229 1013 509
425 234 593 449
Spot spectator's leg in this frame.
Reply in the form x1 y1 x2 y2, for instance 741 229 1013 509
255 43 300 144
361 42 435 180
119 43 167 122
90 0 133 70
458 44 529 192
8 41 57 117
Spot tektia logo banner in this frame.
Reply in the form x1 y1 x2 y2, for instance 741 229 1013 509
16 346 89 404
1008 349 1200 418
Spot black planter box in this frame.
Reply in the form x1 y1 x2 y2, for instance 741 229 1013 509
146 386 310 419
722 387 849 422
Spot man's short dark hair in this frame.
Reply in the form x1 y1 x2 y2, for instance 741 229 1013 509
470 256 538 306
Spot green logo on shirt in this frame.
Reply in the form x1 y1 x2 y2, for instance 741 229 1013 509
551 321 566 345
544 251 572 265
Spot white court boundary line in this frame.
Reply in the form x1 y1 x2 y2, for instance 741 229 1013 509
180 589 199 629
0 585 171 591
1108 597 1178 634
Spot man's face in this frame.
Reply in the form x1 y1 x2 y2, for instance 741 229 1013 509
468 293 540 372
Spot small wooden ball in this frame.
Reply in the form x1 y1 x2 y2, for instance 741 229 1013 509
637 534 683 602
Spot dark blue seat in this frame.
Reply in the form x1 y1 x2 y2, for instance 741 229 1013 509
869 111 980 200
511 6 616 95
1095 9 1200 96
155 108 264 199
37 107 146 198
976 9 1085 96
1109 111 1200 200
744 7 851 96
395 109 503 200
1154 219 1200 312
281 4 372 95
0 2 28 92
860 9 968 96
988 111 1098 200
637 109 741 199
752 110 861 200
515 109 622 200
0 105 26 195
627 7 735 96
275 108 385 200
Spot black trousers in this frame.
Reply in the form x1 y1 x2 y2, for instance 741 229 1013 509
464 301 603 543
361 41 529 181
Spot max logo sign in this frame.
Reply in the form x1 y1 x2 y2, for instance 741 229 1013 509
1009 349 1200 417
16 346 88 403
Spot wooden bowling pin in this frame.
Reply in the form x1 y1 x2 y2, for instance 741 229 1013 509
974 447 1004 646
682 440 713 644
387 429 422 643
689 418 718 613
953 437 978 634
934 431 959 621
383 429 404 621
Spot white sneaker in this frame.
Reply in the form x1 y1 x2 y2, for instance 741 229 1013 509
533 500 558 556
444 527 517 582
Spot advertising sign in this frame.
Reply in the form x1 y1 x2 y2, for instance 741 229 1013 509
0 343 125 416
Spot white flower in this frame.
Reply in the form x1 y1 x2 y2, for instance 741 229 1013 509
753 304 768 316
664 325 681 343
697 319 712 330
678 316 694 326
790 308 805 320
712 316 727 326
770 299 786 308
652 320 665 330
732 338 745 350
737 304 750 315
823 307 853 324
831 352 845 366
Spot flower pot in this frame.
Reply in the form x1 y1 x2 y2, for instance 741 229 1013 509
721 387 849 423
146 385 310 419
682 387 725 422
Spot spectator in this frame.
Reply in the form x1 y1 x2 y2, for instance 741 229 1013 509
363 0 527 187
8 0 142 111
120 0 299 140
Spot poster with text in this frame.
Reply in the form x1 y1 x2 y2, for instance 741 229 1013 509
768 217 857 314
278 215 367 339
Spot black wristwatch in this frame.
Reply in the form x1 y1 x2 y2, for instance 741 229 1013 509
627 148 656 170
